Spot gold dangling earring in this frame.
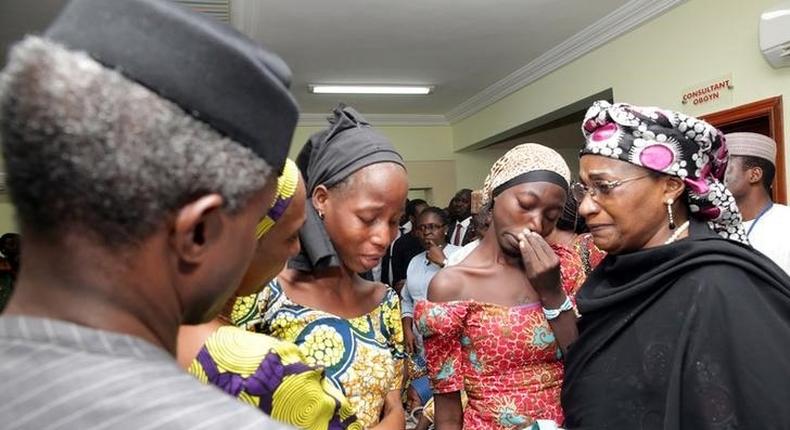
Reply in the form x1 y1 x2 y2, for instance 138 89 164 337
666 198 676 230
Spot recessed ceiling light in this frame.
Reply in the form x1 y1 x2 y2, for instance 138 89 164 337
308 85 432 95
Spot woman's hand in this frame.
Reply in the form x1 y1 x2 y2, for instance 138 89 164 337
425 241 447 267
518 228 578 354
370 389 405 430
518 229 564 305
403 317 416 354
433 391 463 430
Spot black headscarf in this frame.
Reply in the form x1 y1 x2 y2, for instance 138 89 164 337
288 104 404 272
562 220 790 428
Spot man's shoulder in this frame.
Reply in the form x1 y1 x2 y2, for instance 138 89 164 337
0 340 282 429
769 203 790 216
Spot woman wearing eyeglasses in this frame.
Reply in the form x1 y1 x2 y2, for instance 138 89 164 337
562 101 790 429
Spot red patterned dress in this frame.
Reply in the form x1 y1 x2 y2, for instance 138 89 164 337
414 234 604 429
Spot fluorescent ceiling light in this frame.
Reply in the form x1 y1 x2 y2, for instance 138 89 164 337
309 85 432 95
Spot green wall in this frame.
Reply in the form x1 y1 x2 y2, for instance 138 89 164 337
452 0 790 190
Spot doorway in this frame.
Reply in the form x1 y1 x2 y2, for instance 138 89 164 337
701 96 786 204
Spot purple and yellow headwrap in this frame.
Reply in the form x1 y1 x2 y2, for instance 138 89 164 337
581 100 747 244
255 158 299 239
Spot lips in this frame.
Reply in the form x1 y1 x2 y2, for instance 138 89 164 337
503 231 520 249
360 254 383 266
587 224 613 234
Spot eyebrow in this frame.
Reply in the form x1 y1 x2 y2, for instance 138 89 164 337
585 171 615 180
515 190 541 199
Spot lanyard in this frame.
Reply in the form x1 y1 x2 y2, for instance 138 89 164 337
746 202 774 237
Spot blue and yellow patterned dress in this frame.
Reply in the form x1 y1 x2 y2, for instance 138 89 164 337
188 326 361 430
234 280 405 428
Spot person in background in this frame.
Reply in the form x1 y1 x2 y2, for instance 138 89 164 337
178 161 361 430
724 132 790 274
239 105 408 430
417 144 600 429
370 199 410 284
0 0 298 428
563 101 790 429
446 190 492 266
390 198 428 291
401 207 461 427
0 233 21 312
446 189 474 246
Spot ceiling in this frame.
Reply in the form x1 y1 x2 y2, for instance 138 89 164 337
0 0 684 122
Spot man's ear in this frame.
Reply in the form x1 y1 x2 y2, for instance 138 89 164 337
170 194 225 264
747 166 764 186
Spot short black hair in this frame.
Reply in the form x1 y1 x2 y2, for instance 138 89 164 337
741 155 775 193
455 188 472 198
417 206 449 226
406 199 428 217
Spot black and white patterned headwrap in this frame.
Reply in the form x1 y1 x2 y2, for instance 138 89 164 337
581 100 747 244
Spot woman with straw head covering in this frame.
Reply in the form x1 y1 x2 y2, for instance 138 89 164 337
414 143 602 429
562 101 790 428
178 160 362 430
237 105 409 429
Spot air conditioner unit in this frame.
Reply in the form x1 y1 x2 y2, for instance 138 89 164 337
760 1 790 68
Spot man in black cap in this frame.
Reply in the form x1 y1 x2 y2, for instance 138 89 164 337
0 0 297 428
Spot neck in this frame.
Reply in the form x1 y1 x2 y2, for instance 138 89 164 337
737 189 772 221
4 231 182 355
642 207 691 250
281 264 358 293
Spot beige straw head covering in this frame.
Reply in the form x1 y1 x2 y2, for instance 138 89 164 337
724 132 777 166
481 143 571 207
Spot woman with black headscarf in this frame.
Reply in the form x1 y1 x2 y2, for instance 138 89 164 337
562 101 790 429
237 105 408 429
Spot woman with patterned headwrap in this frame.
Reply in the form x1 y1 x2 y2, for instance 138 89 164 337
414 143 602 429
562 101 790 429
177 160 362 430
238 105 409 429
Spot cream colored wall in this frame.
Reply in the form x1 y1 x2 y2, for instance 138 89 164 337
451 0 790 191
291 124 463 205
0 195 16 234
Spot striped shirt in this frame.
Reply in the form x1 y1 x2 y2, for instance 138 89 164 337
0 316 292 430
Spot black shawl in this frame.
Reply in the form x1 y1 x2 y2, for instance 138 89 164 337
288 105 404 272
562 220 790 429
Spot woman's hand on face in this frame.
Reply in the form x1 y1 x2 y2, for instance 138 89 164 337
518 229 564 304
426 241 447 267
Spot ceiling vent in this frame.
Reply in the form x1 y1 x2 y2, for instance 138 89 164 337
172 0 230 23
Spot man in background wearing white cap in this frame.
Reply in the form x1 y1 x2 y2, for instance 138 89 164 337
725 132 790 274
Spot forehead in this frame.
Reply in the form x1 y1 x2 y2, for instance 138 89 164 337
504 181 566 203
417 211 442 224
338 163 406 205
580 155 645 177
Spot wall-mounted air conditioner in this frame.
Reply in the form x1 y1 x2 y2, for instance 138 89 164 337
760 1 790 68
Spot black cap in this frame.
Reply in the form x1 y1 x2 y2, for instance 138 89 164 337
44 0 298 171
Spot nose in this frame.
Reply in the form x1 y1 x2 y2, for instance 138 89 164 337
369 222 392 250
577 192 599 219
523 212 544 234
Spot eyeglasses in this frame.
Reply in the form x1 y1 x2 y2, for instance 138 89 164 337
571 174 651 202
417 223 445 233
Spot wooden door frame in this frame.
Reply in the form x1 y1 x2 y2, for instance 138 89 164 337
701 96 786 204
